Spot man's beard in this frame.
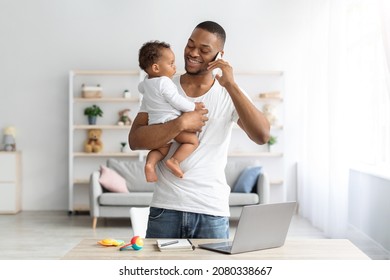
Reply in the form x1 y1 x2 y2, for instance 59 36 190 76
186 69 201 75
184 65 208 75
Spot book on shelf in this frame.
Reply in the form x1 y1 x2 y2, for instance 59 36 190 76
156 239 195 251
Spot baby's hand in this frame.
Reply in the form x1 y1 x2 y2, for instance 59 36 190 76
195 102 205 111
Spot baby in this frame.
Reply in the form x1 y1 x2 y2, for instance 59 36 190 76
138 40 203 182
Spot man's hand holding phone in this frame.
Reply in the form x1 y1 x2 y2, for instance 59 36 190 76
212 52 222 78
208 52 235 88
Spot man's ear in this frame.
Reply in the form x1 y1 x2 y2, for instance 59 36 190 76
220 50 225 58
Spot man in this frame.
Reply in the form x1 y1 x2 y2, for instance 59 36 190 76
129 21 270 238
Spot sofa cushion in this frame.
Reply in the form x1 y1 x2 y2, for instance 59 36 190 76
225 159 261 188
98 165 129 193
107 159 155 192
232 166 262 193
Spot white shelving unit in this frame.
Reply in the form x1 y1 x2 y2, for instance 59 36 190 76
68 70 145 213
231 71 285 202
68 70 285 212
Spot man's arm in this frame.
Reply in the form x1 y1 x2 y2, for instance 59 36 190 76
227 83 270 145
209 60 270 145
128 109 208 151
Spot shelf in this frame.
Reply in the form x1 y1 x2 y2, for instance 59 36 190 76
178 70 283 76
69 69 146 213
232 123 283 130
73 125 131 130
271 125 283 130
74 179 89 184
73 152 140 157
254 96 284 102
270 180 284 185
228 152 283 157
73 97 140 103
0 151 21 154
235 70 284 76
72 70 139 76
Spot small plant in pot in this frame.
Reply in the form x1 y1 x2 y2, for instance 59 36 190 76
84 105 103 125
267 135 277 152
120 142 127 153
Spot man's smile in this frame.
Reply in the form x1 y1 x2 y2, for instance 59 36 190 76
186 57 202 65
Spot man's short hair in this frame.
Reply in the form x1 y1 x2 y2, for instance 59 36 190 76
195 21 226 47
138 40 170 71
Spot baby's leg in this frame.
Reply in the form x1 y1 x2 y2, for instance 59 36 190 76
145 144 170 182
166 132 199 178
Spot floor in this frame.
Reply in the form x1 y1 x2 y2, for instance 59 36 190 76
0 211 388 260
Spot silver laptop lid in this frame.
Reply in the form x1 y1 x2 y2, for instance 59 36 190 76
230 202 296 254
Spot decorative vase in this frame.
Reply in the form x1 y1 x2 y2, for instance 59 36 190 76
3 135 16 151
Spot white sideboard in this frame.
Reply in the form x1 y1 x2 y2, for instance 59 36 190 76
0 151 22 213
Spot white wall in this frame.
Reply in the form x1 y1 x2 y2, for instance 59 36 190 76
0 0 309 210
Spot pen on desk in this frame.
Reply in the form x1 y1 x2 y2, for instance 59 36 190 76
187 239 195 250
160 240 179 247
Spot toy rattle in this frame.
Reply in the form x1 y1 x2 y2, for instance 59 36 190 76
119 236 144 251
98 238 125 247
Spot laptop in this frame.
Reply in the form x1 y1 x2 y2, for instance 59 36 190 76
198 201 296 254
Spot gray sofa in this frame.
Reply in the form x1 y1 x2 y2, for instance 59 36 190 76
89 158 270 229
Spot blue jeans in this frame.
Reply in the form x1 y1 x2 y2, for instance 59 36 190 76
146 207 229 239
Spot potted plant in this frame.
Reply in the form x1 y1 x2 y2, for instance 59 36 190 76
84 105 103 125
267 135 277 152
123 89 131 98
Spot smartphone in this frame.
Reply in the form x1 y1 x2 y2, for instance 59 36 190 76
212 52 222 77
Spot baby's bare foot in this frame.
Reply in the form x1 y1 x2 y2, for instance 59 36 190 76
145 163 158 182
166 158 184 178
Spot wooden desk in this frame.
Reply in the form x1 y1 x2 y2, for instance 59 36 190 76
62 238 370 260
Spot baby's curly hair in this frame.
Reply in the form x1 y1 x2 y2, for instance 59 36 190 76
138 40 171 71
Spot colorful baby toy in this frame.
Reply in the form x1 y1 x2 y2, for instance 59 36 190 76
98 238 125 247
119 236 144 251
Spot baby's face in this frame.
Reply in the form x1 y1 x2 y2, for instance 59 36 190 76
156 48 177 78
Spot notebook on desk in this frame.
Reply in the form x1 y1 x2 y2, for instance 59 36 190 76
198 202 297 254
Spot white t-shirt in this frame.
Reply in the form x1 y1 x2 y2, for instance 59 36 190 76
138 76 195 125
139 76 241 217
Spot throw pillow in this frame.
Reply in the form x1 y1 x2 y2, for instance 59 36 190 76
232 166 262 193
107 159 155 192
99 165 129 193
